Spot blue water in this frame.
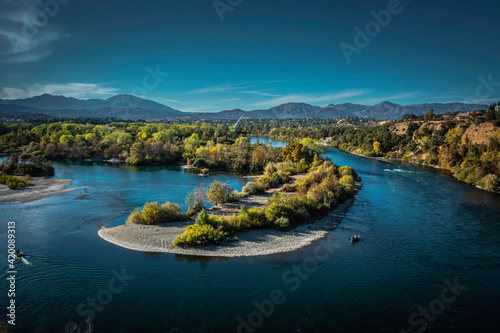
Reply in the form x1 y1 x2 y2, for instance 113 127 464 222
249 136 289 148
1 144 500 333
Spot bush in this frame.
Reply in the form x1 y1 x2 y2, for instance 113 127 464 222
127 201 184 225
173 224 228 247
193 158 208 168
195 209 221 228
242 181 266 194
208 181 235 205
481 174 499 192
0 172 30 189
186 184 207 215
340 175 355 186
281 183 294 192
338 166 356 177
296 159 309 173
274 217 291 231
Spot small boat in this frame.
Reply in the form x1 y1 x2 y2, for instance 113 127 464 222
13 251 31 265
13 250 24 259
350 235 361 243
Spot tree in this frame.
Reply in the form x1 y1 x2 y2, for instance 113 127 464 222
373 141 381 153
282 142 314 163
186 183 208 213
425 108 435 120
208 181 234 206
402 113 417 121
486 108 497 121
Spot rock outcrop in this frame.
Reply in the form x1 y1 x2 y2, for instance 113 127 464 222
390 121 422 136
462 123 500 145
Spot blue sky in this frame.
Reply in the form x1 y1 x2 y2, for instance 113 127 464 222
0 0 499 112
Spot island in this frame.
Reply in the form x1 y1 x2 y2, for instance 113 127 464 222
99 158 361 257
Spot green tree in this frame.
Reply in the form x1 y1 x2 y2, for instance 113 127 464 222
282 142 314 163
207 181 234 206
425 108 435 120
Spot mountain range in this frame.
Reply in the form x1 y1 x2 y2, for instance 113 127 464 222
0 94 488 121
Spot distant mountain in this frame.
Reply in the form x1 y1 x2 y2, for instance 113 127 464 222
0 94 182 114
190 101 487 120
0 104 51 119
0 94 489 121
45 107 182 121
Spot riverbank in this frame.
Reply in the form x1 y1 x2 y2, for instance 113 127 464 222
0 177 86 203
99 182 361 257
343 149 500 194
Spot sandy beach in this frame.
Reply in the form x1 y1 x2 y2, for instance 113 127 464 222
0 177 86 203
98 183 360 257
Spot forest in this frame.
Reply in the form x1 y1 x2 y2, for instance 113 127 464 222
0 102 499 192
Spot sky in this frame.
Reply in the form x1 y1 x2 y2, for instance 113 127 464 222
0 0 499 112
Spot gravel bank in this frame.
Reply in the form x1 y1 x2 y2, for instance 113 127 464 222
98 183 361 257
0 177 86 203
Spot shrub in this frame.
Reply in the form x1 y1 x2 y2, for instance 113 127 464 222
481 174 499 192
246 207 271 228
173 224 228 247
264 162 278 175
195 209 220 228
126 201 184 225
281 183 294 192
340 175 354 186
208 181 235 205
296 159 309 173
193 158 208 168
339 166 356 177
274 217 291 231
255 175 280 188
186 184 207 215
242 181 266 195
0 172 30 189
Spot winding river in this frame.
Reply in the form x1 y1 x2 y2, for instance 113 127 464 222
1 138 499 332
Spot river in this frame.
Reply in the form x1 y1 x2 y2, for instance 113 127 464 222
1 139 499 332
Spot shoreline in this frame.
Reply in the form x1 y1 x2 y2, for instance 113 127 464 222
342 150 500 194
98 183 361 257
0 177 86 203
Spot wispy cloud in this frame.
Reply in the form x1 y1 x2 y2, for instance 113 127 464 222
0 0 70 63
183 84 251 95
258 79 292 85
249 90 371 108
1 83 118 100
215 98 240 103
238 89 281 97
356 92 420 105
152 97 181 104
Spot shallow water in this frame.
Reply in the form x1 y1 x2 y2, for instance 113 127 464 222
1 144 499 332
